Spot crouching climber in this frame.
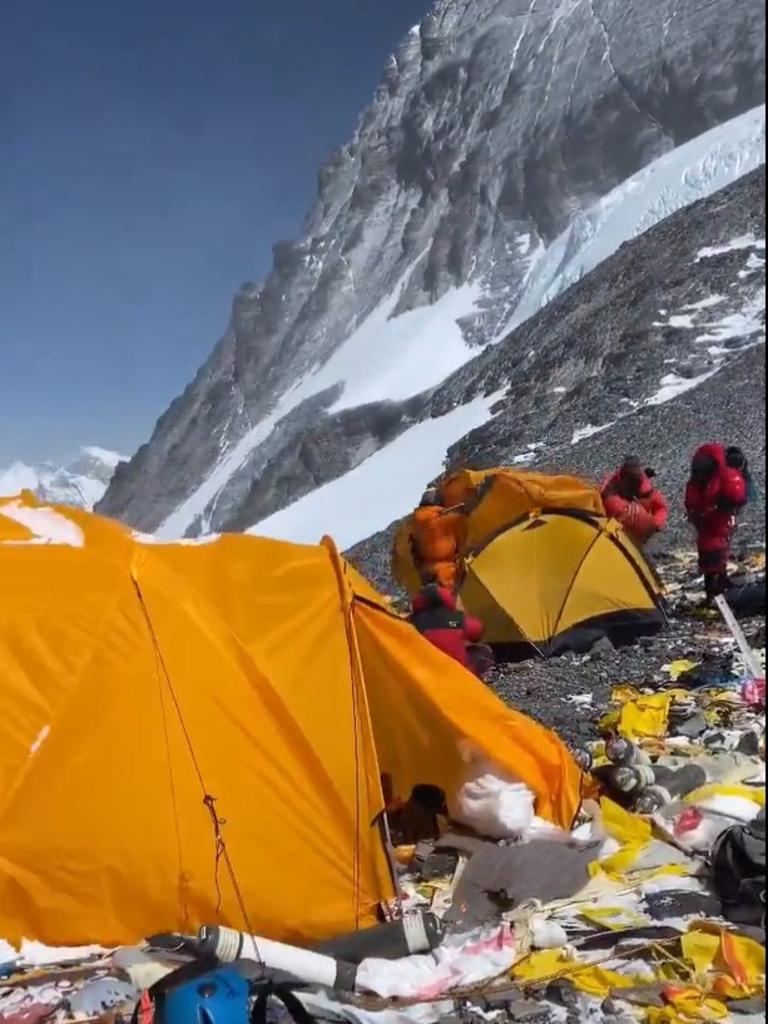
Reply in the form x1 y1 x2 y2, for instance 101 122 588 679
410 488 468 592
685 443 750 602
601 456 668 546
409 583 492 678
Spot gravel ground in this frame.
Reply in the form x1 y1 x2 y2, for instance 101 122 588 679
347 342 766 597
484 548 765 748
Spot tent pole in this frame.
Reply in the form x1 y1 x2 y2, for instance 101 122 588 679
378 812 405 919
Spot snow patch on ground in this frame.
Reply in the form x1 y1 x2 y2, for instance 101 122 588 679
645 369 719 406
502 105 766 336
0 501 84 547
667 314 695 329
739 251 766 279
695 235 766 262
694 287 766 346
572 422 615 445
251 393 504 550
566 694 594 707
17 940 107 966
681 295 726 312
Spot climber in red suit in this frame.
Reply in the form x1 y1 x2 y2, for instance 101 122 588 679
685 443 749 602
601 456 669 546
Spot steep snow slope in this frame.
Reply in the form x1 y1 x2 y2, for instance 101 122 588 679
251 392 503 549
502 106 766 335
162 106 764 539
0 448 127 510
229 115 764 540
99 0 765 535
294 169 767 553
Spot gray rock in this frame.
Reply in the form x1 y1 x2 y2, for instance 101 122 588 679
589 637 616 661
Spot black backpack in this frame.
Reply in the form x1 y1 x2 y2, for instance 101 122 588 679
710 810 766 928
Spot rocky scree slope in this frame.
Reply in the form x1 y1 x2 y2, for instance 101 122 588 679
347 167 766 593
99 0 765 536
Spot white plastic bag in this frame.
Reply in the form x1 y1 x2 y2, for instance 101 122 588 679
448 740 538 839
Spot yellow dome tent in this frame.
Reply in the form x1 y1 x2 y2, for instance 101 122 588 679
393 469 663 657
460 509 666 658
392 466 605 595
0 492 582 947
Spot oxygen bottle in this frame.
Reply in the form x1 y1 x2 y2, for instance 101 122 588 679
606 737 651 767
197 911 444 993
635 764 709 814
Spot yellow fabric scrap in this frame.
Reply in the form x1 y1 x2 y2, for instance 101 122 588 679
601 797 652 845
618 692 673 740
681 925 766 1001
598 709 621 733
589 798 653 878
511 949 643 999
612 684 642 704
646 988 729 1022
580 905 650 930
665 660 699 680
684 783 765 808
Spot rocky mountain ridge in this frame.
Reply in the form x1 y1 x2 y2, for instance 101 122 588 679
99 0 765 537
347 167 766 590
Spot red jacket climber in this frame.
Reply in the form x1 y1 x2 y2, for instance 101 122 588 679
409 584 484 671
685 443 749 600
601 457 669 546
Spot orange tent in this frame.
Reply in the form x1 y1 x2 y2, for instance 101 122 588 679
0 492 582 947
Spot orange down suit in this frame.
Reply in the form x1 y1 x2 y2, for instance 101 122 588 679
410 506 467 590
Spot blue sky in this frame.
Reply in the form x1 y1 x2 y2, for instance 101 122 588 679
0 0 429 465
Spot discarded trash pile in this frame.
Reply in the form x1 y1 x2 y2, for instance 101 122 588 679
2 693 764 1023
1 502 764 1023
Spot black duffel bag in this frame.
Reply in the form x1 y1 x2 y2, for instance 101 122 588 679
710 808 766 928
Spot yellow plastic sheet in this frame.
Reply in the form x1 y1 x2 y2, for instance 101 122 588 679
511 949 642 998
647 988 729 1022
580 906 650 930
601 797 652 845
618 693 673 740
590 797 653 877
684 783 765 809
664 660 699 681
682 925 766 1000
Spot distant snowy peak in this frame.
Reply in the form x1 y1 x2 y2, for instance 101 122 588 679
0 448 128 511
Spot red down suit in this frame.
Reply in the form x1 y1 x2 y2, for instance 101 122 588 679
409 585 484 670
601 469 669 546
685 443 748 575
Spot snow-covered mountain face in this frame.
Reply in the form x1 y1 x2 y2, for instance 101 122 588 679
347 167 766 587
0 448 127 510
99 0 766 538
